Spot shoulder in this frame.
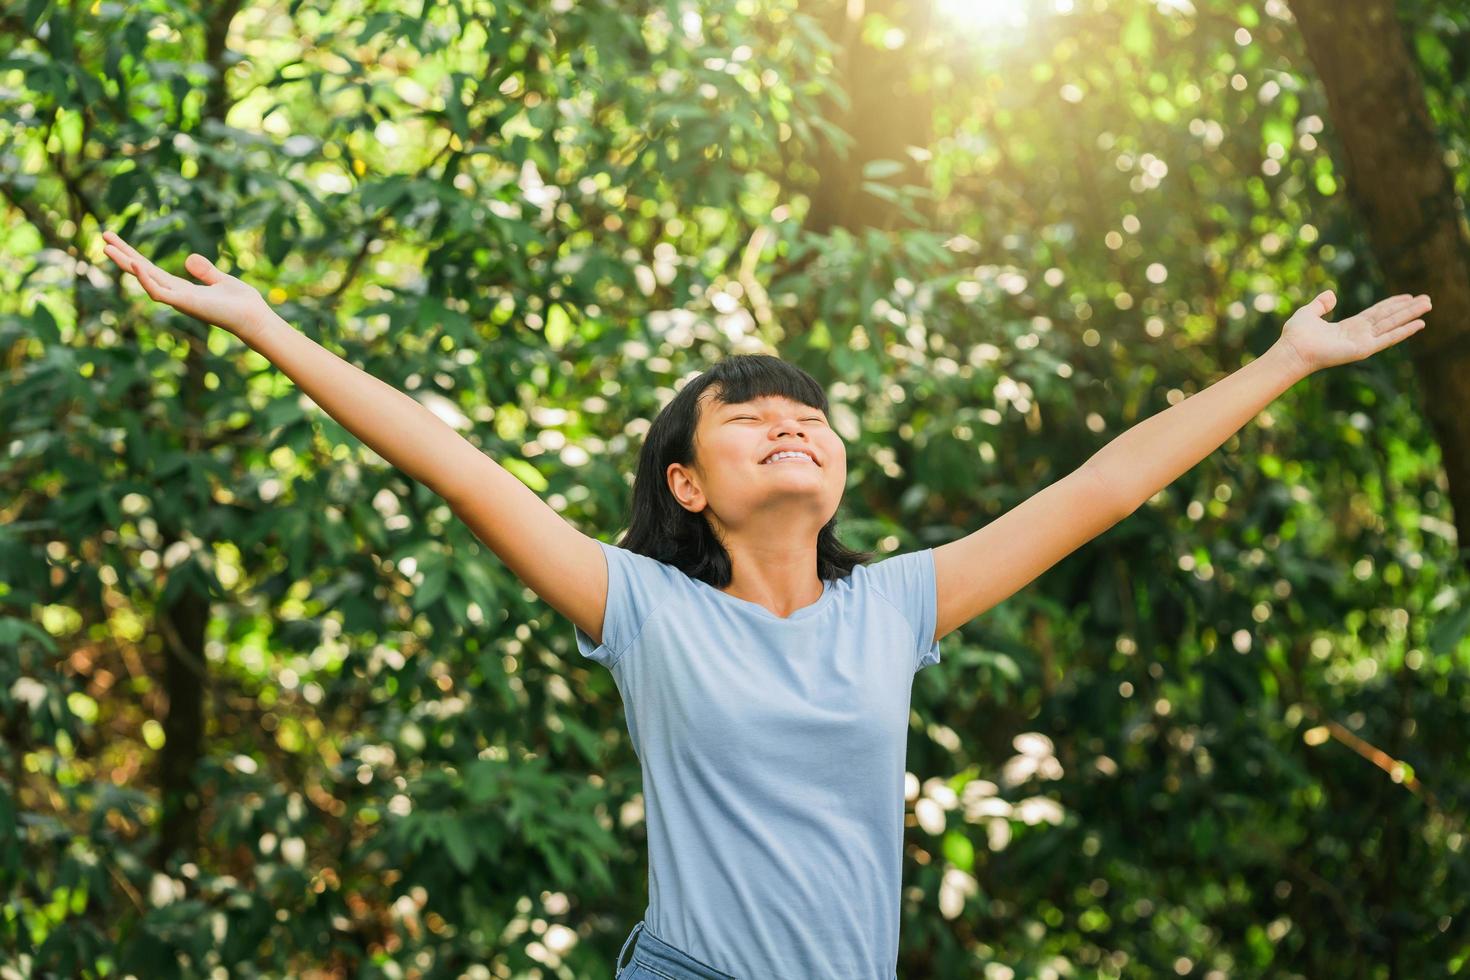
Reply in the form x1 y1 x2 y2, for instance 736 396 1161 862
860 548 934 604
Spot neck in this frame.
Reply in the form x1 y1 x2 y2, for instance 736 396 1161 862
717 537 823 616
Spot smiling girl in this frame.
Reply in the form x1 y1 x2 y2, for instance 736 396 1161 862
100 231 1430 978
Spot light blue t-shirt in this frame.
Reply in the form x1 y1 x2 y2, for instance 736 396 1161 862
573 539 942 980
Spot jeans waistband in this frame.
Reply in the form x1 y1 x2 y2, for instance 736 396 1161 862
616 920 736 979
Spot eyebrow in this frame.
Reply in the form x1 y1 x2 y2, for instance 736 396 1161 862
721 401 819 414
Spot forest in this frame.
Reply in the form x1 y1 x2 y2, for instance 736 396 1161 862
3 0 1469 977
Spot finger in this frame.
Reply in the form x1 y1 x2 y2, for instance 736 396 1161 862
128 253 185 292
1311 289 1336 316
1368 318 1426 354
110 246 159 296
101 231 184 289
133 260 161 297
184 252 226 286
1380 294 1422 320
102 231 147 268
1380 293 1425 319
103 243 149 286
1372 294 1431 334
135 260 174 301
101 242 132 272
150 264 191 291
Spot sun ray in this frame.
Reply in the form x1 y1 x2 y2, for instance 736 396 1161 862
934 0 1033 32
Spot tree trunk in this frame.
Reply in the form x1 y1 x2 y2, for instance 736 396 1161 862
804 0 936 234
149 0 246 871
153 593 208 869
1290 0 1470 563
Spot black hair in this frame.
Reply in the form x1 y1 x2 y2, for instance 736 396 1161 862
617 353 874 588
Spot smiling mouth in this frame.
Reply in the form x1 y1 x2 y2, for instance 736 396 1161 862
760 453 818 466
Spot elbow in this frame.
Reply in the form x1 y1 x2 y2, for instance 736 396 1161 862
1085 464 1136 524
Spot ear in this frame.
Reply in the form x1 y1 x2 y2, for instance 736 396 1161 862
666 462 706 513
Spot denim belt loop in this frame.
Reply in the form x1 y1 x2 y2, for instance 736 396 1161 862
614 919 646 978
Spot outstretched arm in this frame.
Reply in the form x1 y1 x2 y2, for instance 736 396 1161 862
932 288 1432 643
100 231 614 646
103 230 479 503
1088 289 1430 513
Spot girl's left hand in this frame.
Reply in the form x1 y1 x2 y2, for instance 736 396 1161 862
1276 289 1431 376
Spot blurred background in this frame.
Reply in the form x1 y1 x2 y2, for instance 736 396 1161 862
3 0 1469 976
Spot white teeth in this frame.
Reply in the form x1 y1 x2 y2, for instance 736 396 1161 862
763 451 813 464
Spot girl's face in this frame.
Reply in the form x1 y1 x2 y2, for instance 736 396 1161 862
667 390 847 537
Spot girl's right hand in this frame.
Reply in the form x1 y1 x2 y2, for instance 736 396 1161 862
101 231 274 343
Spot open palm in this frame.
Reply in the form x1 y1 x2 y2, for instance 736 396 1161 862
1279 289 1431 375
101 231 272 341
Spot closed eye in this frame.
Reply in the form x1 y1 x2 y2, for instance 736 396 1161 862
727 415 826 423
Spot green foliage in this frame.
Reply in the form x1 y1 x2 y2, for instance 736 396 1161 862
2 0 1469 977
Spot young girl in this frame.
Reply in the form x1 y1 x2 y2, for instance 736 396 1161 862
100 231 1431 978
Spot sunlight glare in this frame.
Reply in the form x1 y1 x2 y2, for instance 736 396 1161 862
935 0 1033 32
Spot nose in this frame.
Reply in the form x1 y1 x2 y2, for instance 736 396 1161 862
772 415 812 439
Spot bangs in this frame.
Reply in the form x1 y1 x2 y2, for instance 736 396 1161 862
696 355 830 418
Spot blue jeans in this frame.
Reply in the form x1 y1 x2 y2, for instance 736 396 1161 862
614 920 737 979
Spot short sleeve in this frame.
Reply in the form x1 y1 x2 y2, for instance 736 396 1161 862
865 547 942 671
572 539 677 669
